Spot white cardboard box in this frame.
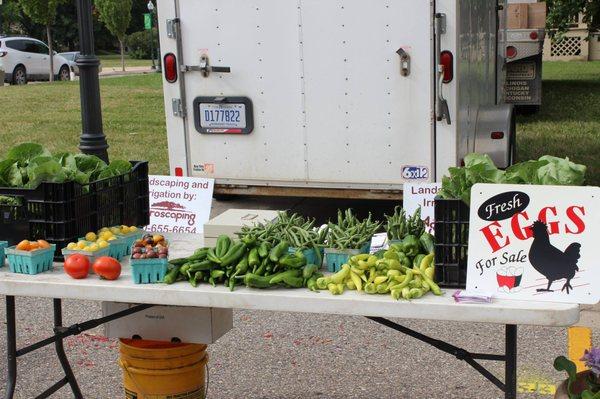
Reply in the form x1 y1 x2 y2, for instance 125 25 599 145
203 209 280 247
102 302 232 344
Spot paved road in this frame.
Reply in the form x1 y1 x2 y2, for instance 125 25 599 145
0 197 596 398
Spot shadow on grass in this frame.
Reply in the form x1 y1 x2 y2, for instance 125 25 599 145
516 78 600 186
519 80 600 123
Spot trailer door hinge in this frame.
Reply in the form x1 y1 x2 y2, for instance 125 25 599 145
166 19 179 39
172 98 185 118
435 13 446 35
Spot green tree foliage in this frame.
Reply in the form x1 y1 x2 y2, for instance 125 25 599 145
17 0 66 81
0 0 25 34
2 0 144 54
126 28 155 59
547 0 600 37
95 0 133 71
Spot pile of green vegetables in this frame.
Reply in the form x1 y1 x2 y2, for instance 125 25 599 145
315 233 439 300
440 153 587 205
237 211 327 251
165 207 441 299
326 209 381 250
165 234 322 291
0 143 132 189
385 206 425 241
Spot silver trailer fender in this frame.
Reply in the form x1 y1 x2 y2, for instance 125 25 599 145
474 104 516 168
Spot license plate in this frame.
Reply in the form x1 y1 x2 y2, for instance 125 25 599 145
199 103 246 130
193 97 254 134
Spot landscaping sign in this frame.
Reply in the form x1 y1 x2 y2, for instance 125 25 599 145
147 176 214 234
466 183 600 304
403 182 441 234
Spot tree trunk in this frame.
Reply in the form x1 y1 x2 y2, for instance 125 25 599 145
47 24 54 83
119 39 125 72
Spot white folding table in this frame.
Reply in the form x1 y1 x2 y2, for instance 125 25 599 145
0 235 580 399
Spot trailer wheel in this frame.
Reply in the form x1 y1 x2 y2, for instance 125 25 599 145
508 132 517 166
213 194 238 201
508 108 517 166
516 105 540 116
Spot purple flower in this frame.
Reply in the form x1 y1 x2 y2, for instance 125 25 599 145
581 348 600 378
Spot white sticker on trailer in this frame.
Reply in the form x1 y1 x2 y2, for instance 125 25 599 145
402 166 429 180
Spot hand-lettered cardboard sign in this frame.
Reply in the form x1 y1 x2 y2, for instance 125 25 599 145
466 184 600 304
403 183 441 234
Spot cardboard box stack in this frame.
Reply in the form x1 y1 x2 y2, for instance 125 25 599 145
507 2 546 30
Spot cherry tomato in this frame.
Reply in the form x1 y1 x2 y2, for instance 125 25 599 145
64 254 90 279
93 257 121 280
16 240 31 251
37 240 51 249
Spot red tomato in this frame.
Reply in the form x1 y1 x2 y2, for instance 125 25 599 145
64 254 90 279
93 257 121 280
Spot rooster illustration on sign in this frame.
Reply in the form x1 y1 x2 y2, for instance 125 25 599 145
528 220 581 294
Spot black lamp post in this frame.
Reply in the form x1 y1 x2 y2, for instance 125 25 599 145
147 1 156 70
75 0 109 163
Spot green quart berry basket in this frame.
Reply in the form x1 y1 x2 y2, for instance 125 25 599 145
0 241 7 267
6 244 56 275
131 257 169 284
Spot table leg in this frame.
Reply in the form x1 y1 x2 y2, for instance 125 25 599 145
505 324 517 399
53 299 83 399
5 296 16 399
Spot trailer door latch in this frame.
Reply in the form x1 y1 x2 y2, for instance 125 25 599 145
396 48 411 77
183 55 231 77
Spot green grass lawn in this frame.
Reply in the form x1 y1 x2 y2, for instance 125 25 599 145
98 54 153 69
0 61 598 184
0 74 169 175
516 61 600 186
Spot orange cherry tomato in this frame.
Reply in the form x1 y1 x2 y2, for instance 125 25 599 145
16 240 31 251
37 240 51 249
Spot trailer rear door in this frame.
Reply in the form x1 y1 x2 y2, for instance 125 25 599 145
172 0 433 189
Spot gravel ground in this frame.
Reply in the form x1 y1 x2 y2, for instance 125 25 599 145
0 197 588 398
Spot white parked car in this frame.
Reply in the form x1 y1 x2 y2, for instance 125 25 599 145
0 65 4 86
0 36 71 84
58 51 103 76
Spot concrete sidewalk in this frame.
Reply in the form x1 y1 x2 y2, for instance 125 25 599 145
99 66 156 77
579 304 600 328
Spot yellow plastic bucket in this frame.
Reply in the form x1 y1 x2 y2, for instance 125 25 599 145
119 339 208 399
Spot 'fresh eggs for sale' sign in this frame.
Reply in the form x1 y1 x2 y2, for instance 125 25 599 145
147 176 214 234
466 184 600 304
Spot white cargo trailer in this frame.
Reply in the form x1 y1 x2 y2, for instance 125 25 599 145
157 0 514 200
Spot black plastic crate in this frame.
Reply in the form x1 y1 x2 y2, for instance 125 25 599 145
0 161 149 259
434 198 470 288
